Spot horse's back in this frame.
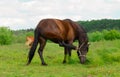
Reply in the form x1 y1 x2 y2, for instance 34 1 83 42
36 19 75 41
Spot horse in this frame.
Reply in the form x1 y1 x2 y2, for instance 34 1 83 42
27 18 89 65
25 36 34 48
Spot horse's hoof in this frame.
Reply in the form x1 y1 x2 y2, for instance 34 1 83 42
42 63 48 66
26 62 30 66
63 60 66 64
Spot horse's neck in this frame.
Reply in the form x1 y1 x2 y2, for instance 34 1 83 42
78 32 88 44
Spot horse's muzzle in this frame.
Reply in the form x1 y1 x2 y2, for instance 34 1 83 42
79 56 86 64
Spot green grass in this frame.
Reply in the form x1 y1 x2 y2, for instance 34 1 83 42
0 40 120 77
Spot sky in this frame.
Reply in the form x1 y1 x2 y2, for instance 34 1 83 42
0 0 120 30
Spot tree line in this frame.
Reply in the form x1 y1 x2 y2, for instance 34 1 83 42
78 19 120 32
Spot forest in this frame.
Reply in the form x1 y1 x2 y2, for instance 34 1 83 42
78 19 120 32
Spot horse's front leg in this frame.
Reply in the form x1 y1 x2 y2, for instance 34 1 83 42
63 47 68 63
63 47 72 63
38 37 47 65
67 40 74 62
68 48 72 60
59 41 77 50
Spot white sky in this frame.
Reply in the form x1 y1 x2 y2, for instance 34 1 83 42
0 0 120 30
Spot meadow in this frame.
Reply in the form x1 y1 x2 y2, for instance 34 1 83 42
0 40 120 77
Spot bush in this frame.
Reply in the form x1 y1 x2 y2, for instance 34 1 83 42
0 27 13 45
103 29 120 40
88 29 120 42
88 31 103 42
12 30 34 43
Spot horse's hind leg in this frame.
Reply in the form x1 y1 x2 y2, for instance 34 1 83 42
38 37 47 65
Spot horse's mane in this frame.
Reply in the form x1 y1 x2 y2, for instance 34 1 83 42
63 19 87 33
64 19 88 42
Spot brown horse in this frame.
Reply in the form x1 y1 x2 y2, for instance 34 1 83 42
27 19 89 65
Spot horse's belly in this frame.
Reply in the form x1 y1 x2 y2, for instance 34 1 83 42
44 31 64 40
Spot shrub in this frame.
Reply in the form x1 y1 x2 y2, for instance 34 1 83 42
88 31 103 42
103 29 120 40
12 30 34 43
0 27 13 45
88 29 120 42
26 31 34 36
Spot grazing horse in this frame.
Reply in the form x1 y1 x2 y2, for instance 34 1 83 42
25 36 34 48
27 19 89 65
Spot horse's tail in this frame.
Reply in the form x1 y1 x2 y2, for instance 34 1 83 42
27 29 39 65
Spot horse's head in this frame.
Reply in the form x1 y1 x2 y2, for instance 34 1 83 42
77 42 89 64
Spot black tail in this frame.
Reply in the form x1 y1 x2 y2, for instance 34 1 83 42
27 29 39 65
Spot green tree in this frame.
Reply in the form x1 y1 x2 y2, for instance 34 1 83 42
77 19 120 32
0 27 13 45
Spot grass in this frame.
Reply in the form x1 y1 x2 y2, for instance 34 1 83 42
0 40 120 77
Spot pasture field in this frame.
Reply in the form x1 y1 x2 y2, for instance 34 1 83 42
0 40 120 77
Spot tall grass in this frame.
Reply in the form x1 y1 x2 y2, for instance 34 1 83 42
0 40 120 77
87 40 120 66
